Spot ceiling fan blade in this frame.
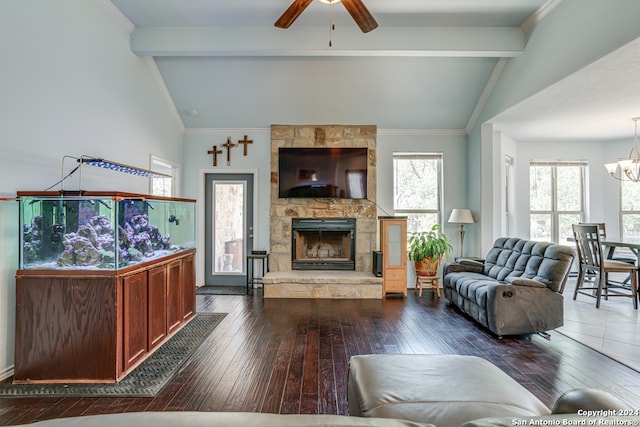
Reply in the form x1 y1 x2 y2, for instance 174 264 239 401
275 0 314 29
341 0 378 33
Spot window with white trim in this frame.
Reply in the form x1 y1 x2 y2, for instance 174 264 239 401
393 152 443 234
529 161 586 245
621 180 640 237
150 156 178 197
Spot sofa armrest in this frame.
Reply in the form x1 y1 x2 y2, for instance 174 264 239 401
552 389 630 413
505 277 547 288
457 258 484 267
443 261 483 276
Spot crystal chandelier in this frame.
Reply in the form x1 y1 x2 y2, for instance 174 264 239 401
605 117 640 182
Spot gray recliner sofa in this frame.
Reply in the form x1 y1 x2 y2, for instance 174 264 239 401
443 237 575 337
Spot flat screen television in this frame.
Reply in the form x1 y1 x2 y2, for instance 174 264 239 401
278 147 368 199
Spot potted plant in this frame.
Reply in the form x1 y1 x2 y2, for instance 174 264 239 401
408 224 454 276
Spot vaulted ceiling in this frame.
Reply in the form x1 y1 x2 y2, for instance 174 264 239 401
109 0 640 142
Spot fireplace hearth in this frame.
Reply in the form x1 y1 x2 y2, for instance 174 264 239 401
292 218 356 270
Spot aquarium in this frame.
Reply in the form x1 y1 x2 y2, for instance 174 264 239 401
18 192 196 270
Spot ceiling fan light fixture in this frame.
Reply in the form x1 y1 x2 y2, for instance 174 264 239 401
275 0 377 33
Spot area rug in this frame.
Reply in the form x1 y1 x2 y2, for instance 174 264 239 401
0 312 227 398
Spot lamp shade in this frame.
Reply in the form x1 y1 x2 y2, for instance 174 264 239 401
448 208 474 224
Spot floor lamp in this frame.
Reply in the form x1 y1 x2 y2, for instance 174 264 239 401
448 209 474 258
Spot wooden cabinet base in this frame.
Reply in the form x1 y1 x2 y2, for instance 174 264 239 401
14 250 196 384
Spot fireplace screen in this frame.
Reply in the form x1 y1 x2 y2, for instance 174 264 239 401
291 218 356 270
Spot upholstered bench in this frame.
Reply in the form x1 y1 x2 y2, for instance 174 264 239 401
347 354 550 427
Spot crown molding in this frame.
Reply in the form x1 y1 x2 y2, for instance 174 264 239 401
377 128 467 136
520 0 563 34
466 58 507 134
185 128 270 135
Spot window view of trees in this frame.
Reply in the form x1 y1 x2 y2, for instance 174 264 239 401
150 158 175 197
621 180 640 237
393 153 442 234
529 162 585 245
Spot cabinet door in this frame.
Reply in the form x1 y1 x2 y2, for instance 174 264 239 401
123 271 148 371
181 255 196 321
385 223 405 268
166 259 183 334
381 219 407 296
148 265 167 350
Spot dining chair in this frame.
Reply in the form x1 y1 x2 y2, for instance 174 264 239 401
578 222 637 264
578 222 636 286
572 223 638 309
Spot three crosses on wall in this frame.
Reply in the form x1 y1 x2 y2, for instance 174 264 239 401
207 135 253 166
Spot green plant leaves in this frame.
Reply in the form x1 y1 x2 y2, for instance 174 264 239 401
407 223 453 262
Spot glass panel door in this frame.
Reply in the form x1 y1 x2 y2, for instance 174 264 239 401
213 181 244 274
205 173 253 286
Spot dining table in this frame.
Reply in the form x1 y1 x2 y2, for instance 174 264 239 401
601 236 640 262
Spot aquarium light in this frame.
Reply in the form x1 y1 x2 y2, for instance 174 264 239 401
79 157 171 178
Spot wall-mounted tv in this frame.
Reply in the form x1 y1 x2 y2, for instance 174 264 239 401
278 147 368 199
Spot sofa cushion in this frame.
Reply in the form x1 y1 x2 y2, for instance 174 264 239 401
3 412 434 427
348 354 549 427
483 238 575 292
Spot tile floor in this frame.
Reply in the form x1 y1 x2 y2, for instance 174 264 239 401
558 275 640 372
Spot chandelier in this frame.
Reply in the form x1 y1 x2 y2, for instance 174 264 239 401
605 117 640 182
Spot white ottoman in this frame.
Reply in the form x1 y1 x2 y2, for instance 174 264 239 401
347 354 550 427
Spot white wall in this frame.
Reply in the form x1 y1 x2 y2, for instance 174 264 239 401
181 129 271 287
0 0 184 378
377 130 468 284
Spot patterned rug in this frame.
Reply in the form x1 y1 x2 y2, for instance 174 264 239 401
0 312 227 398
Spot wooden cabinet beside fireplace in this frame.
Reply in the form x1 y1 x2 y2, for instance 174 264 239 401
14 250 196 384
379 217 407 297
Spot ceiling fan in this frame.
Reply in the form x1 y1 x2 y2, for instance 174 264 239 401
275 0 378 33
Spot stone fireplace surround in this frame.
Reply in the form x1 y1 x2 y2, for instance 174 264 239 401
263 125 383 299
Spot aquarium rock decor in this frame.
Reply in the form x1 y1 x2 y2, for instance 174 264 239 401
54 213 173 268
22 215 45 263
118 214 172 264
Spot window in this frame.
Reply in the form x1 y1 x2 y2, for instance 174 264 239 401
529 161 586 245
393 153 443 234
150 156 178 197
621 180 640 237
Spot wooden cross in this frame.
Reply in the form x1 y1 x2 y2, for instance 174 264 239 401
238 135 253 156
221 137 237 166
207 145 223 166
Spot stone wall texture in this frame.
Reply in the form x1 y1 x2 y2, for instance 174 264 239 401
270 125 377 273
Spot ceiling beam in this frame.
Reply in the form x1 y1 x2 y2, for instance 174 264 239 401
130 26 525 57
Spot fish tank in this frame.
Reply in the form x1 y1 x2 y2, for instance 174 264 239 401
18 192 196 270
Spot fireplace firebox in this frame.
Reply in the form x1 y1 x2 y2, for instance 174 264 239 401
291 218 356 270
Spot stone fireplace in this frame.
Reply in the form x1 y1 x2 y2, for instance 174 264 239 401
291 218 356 271
264 124 382 298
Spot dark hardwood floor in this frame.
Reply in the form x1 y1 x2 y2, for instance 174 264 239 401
1 291 640 425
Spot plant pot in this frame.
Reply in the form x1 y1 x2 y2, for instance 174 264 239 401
415 256 441 277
